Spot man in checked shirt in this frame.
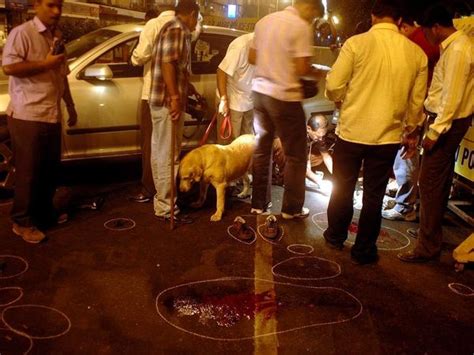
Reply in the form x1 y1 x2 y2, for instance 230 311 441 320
149 0 200 224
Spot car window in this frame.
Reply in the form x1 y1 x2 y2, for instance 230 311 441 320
66 29 121 61
92 38 143 78
191 33 236 75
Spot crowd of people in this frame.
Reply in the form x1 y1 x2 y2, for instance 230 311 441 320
2 0 472 267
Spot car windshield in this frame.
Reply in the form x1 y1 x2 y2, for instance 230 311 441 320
66 29 121 61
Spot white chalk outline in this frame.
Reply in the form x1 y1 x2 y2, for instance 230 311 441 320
256 224 285 245
0 255 29 280
448 283 474 297
2 304 72 340
272 256 342 281
0 287 24 307
155 277 363 341
0 327 33 354
104 218 136 231
311 213 411 251
287 244 314 255
227 225 257 245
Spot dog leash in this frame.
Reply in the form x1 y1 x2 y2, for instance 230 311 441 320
198 112 232 146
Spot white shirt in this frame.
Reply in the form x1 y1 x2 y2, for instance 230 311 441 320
132 10 175 100
218 33 255 112
251 6 313 102
326 23 428 145
424 30 473 141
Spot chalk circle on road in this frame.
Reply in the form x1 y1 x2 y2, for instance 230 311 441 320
155 277 363 341
448 283 474 297
272 256 341 281
0 287 24 307
0 327 33 355
227 225 257 245
0 255 29 280
311 212 410 251
1 304 72 340
257 224 285 245
104 218 136 231
287 244 314 255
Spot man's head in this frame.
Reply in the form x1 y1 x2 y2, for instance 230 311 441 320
307 114 328 140
418 2 455 45
294 0 324 24
35 0 63 28
371 0 402 25
145 9 159 21
175 0 200 32
399 16 417 37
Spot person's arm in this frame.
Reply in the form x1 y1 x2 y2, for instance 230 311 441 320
216 68 229 116
131 20 157 66
294 24 326 80
405 52 428 132
325 39 354 102
424 47 471 149
161 28 183 121
63 77 77 126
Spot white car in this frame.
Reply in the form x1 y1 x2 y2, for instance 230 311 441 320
0 24 335 188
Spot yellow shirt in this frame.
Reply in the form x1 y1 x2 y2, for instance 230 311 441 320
424 30 473 141
325 23 428 145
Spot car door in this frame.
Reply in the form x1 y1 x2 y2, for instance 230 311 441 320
62 36 143 160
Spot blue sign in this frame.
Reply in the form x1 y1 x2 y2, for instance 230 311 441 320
227 4 237 19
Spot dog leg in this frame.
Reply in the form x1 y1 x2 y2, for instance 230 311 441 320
237 173 251 199
210 183 226 222
190 181 209 208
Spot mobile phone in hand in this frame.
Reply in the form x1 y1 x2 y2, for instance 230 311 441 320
52 39 65 55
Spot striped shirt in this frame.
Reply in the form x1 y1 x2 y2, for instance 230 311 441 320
424 30 473 141
149 17 191 109
251 6 313 102
325 23 428 145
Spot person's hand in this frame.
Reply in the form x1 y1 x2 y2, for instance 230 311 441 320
401 129 419 159
67 105 77 126
422 136 437 152
43 50 65 70
169 98 182 121
218 97 229 116
188 83 201 99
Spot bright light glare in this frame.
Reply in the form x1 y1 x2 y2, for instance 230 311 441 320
93 86 106 94
332 15 340 25
321 0 328 15
320 180 333 195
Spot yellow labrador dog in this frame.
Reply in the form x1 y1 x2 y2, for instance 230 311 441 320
179 134 256 222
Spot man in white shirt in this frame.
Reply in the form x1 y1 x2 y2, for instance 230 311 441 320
323 0 428 265
249 0 325 220
131 5 202 203
130 6 176 203
398 3 473 263
216 33 254 144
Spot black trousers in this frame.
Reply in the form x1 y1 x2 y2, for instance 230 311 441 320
415 116 472 257
324 138 399 261
251 92 307 214
140 100 156 197
8 117 61 228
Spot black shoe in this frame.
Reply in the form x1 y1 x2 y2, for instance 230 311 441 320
157 214 194 225
351 254 379 265
407 228 418 239
397 250 438 263
130 193 152 203
323 234 344 250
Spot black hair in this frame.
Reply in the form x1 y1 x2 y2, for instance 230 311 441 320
418 2 454 28
175 0 200 16
371 0 402 21
295 0 324 15
308 115 327 131
145 9 159 21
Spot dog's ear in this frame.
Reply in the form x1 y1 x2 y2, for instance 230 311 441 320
193 167 203 182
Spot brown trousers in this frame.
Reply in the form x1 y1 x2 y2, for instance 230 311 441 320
415 116 472 257
8 117 61 228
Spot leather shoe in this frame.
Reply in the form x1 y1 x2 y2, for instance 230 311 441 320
351 254 379 265
397 250 438 263
157 214 194 225
12 224 46 244
130 193 151 203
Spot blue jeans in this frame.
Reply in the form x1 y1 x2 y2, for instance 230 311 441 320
393 148 419 214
